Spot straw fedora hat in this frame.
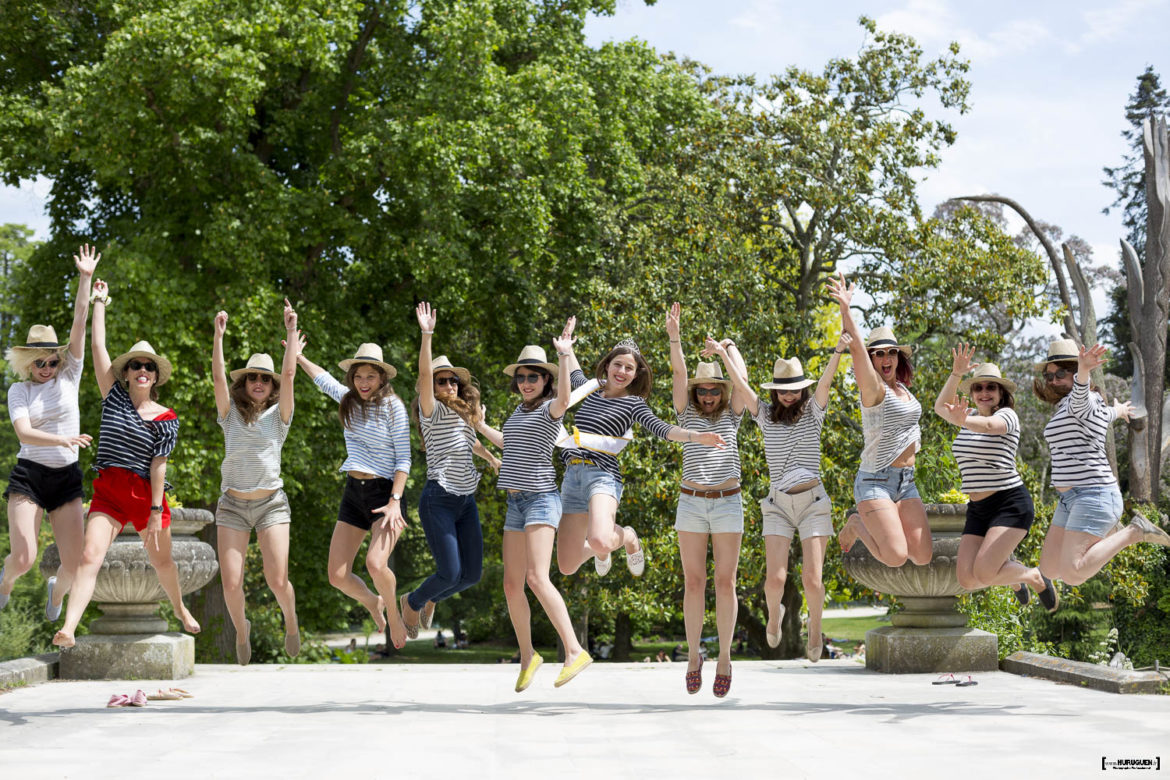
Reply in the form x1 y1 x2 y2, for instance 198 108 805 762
958 363 1017 394
1034 338 1080 370
230 353 278 383
11 324 67 352
338 344 398 379
687 361 732 389
761 357 815 391
111 341 173 386
864 327 912 358
430 355 470 385
503 345 557 377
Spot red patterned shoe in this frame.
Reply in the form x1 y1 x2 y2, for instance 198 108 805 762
685 665 702 695
713 665 732 698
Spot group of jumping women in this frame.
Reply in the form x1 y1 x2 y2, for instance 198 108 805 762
3 250 1170 697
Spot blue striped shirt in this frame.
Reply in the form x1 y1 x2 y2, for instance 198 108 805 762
314 373 411 479
94 382 180 486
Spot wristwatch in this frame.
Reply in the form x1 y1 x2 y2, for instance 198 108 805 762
391 492 402 501
150 505 163 512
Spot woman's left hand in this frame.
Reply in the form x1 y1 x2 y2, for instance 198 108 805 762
143 511 163 552
695 432 727 449
373 501 407 533
1113 399 1135 421
74 244 101 277
283 298 297 331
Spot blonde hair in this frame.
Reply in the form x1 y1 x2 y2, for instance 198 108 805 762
4 347 66 381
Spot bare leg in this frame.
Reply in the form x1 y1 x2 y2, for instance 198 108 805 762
556 512 592 575
257 523 298 640
216 526 251 636
850 499 911 566
763 535 792 639
2 495 43 598
502 530 534 666
47 498 86 602
800 535 829 655
585 494 625 560
326 522 387 632
896 498 932 565
54 513 122 646
1053 526 1144 585
525 525 586 665
677 531 709 672
143 527 199 634
365 522 406 648
711 532 742 676
971 527 1042 589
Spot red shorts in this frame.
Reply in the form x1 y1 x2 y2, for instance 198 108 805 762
89 467 172 532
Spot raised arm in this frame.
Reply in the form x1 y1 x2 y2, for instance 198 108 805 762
815 331 851 409
90 279 115 398
212 311 230 419
292 332 325 381
704 337 758 416
279 299 298 424
475 401 505 449
557 316 580 375
69 244 99 360
416 302 437 418
665 302 689 414
550 320 576 420
827 271 881 406
933 343 975 427
1075 344 1134 423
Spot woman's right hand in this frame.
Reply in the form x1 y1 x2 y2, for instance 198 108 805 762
283 330 307 358
60 433 93 450
214 310 228 338
666 302 681 340
701 336 727 358
74 244 100 277
950 343 977 377
826 271 854 307
416 301 436 333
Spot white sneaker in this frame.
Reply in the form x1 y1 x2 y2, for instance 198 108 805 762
594 553 612 577
45 576 62 622
626 548 645 577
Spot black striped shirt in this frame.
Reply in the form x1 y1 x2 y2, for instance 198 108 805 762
951 408 1023 493
678 406 741 485
1044 379 1117 487
420 401 480 495
754 399 826 491
497 399 563 492
94 382 180 486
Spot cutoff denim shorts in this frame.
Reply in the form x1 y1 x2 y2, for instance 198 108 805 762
561 462 623 514
853 466 920 505
504 490 562 532
1050 484 1123 537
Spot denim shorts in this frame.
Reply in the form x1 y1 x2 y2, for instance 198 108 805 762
560 462 624 514
853 466 920 504
216 489 292 533
504 490 562 532
674 492 744 534
761 484 833 539
1051 484 1123 537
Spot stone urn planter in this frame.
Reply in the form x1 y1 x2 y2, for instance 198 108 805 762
842 502 997 673
41 506 219 680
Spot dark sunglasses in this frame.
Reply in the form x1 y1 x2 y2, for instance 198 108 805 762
128 360 157 373
776 388 801 396
694 387 723 397
515 373 544 385
1043 369 1071 383
34 358 61 369
246 373 273 384
435 376 460 387
869 349 899 359
969 383 1000 393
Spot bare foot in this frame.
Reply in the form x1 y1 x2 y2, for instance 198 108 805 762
366 596 387 632
178 609 201 634
839 515 861 553
53 630 75 648
388 616 407 649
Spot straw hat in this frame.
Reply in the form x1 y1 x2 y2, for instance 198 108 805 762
430 355 470 385
338 343 398 379
11 324 67 352
1034 338 1079 370
504 345 557 377
864 327 912 358
761 357 815 391
111 341 173 386
958 363 1017 394
687 361 732 389
230 353 278 383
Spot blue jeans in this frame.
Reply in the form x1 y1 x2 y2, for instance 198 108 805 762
409 480 483 610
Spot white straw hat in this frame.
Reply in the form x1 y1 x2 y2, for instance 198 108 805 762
687 361 732 389
503 345 557 377
864 327 911 358
430 355 470 385
230 353 278 383
111 341 173 386
958 363 1017 394
339 343 398 379
761 357 814 391
11 324 67 352
1034 338 1079 371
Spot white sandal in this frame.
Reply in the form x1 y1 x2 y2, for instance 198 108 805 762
626 548 645 577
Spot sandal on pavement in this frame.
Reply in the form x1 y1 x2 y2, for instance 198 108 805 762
285 630 301 658
129 690 148 707
236 620 252 666
146 689 183 701
1011 583 1030 607
1129 513 1170 547
400 594 420 640
1037 575 1060 613
515 652 544 693
685 665 702 695
593 552 612 577
45 576 62 622
106 694 131 708
420 600 436 630
932 674 959 685
766 605 785 649
168 688 194 698
554 652 593 688
956 675 978 687
713 665 732 698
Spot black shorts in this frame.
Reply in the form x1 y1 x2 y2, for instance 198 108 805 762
3 458 85 513
963 484 1035 537
337 476 392 531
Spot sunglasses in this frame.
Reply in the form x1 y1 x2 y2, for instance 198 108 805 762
435 376 460 387
246 373 273 384
515 373 544 385
1043 369 1071 383
128 360 158 373
969 383 1000 393
695 387 723 397
776 388 801 396
34 358 60 369
869 349 899 359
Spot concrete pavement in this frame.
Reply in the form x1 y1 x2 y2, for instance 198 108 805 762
1 659 1166 779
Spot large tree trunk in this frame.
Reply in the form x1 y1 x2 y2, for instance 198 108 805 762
192 519 234 662
611 612 634 662
1138 116 1170 500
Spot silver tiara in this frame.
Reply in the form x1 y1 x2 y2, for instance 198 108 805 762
613 338 641 355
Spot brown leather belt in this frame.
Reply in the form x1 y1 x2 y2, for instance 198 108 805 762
680 485 741 499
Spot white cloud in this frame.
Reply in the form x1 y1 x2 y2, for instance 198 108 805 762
1080 0 1167 46
729 0 787 31
876 0 1052 61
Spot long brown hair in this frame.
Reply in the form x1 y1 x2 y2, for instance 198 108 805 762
230 375 281 424
595 346 654 398
340 364 396 429
435 371 482 427
689 384 730 420
769 388 811 424
1032 361 1077 406
511 367 555 411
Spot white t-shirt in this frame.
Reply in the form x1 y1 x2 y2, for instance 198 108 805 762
7 351 84 468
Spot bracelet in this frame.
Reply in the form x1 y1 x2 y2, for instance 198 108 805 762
557 351 570 357
669 340 681 344
835 349 848 354
150 505 163 512
421 330 433 335
90 290 111 306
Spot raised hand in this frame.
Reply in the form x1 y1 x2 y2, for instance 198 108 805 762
560 315 576 342
666 302 681 341
93 279 109 300
826 271 854 306
74 244 100 277
1078 344 1108 374
951 343 978 377
836 332 853 353
61 433 93 449
282 330 307 356
940 393 970 426
416 301 437 333
283 298 297 332
214 311 228 338
701 336 727 359
552 327 576 356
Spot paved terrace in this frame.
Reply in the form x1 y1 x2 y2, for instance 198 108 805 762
1 660 1167 779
